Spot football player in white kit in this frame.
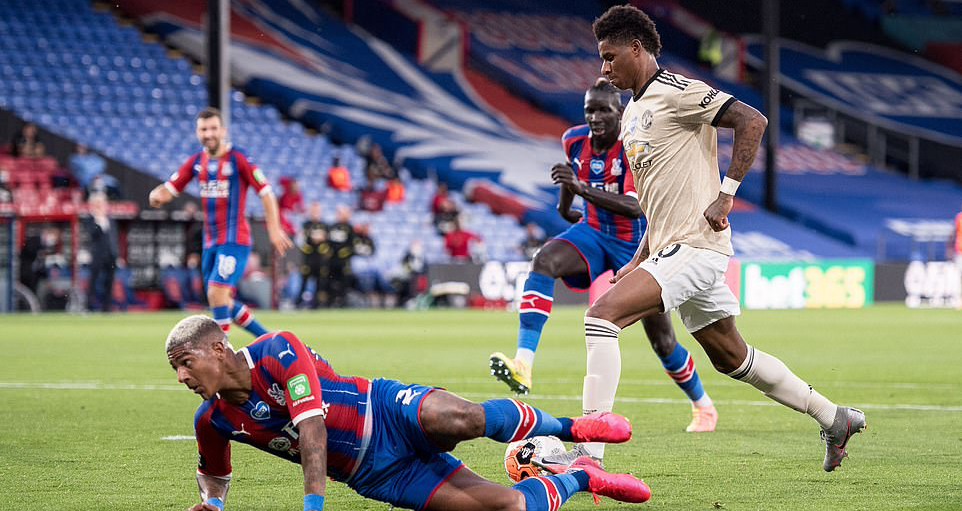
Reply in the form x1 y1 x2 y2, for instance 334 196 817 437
575 5 865 472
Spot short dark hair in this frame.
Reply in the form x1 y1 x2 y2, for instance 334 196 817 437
592 5 662 57
196 106 223 122
587 77 622 106
589 77 621 97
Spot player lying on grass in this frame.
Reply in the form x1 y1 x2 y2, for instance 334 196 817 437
586 5 865 472
489 79 718 454
166 315 651 511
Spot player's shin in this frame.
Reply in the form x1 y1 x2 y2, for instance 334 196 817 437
512 471 589 511
660 342 712 406
480 399 573 443
582 317 622 460
516 271 554 366
211 304 231 332
230 301 268 336
727 345 837 429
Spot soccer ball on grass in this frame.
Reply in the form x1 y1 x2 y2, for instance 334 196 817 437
503 435 567 482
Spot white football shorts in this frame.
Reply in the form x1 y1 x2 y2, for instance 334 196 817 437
637 242 740 333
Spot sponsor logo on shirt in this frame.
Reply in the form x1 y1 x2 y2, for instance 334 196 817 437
292 394 315 407
251 400 271 420
589 159 604 175
699 89 720 108
199 180 230 198
287 373 311 400
253 168 267 184
269 436 291 451
625 140 652 172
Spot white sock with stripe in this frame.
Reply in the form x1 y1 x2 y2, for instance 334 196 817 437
582 316 622 460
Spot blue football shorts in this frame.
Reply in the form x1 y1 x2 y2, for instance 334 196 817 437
552 222 640 290
201 243 250 289
347 378 464 510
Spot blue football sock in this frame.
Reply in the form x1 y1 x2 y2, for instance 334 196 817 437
660 342 707 403
512 471 589 510
211 304 231 332
482 398 574 442
230 301 268 336
517 271 555 356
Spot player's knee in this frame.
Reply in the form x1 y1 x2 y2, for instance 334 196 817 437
648 333 675 358
712 355 740 374
443 401 486 438
531 252 560 278
494 489 527 511
585 296 619 325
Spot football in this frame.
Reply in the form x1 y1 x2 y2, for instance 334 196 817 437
503 435 567 482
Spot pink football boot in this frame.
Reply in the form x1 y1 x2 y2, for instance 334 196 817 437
569 411 632 444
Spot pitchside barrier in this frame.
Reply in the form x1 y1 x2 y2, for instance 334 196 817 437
427 257 960 311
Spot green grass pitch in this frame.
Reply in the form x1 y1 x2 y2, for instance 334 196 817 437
1 304 960 510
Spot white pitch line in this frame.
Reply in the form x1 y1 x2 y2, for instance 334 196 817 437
161 435 194 440
1 381 959 412
455 392 962 413
424 377 960 390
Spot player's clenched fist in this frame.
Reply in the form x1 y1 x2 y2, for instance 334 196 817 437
703 194 733 232
550 162 585 195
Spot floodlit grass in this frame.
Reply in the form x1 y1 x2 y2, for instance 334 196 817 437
1 304 960 510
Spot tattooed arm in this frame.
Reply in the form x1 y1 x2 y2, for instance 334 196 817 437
703 101 768 232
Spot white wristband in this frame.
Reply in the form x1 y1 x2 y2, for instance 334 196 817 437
720 176 740 196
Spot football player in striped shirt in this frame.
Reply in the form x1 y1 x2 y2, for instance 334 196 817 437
166 315 652 511
149 107 292 337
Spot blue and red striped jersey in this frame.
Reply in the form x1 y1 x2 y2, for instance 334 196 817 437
193 331 371 483
562 125 644 243
166 145 272 248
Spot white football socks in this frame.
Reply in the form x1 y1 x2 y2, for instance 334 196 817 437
728 345 838 429
515 347 535 367
581 316 622 460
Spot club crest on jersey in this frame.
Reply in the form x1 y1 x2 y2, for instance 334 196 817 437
251 400 271 420
589 159 604 175
268 383 286 406
641 109 653 129
611 158 623 176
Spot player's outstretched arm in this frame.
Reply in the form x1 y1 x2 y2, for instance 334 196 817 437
703 101 768 232
260 191 294 254
188 473 231 511
148 183 174 208
551 162 641 218
297 415 328 511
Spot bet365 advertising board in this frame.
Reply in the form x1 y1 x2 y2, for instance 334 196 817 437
737 259 875 309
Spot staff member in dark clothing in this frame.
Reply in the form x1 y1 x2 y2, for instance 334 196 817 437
84 193 119 311
326 204 355 307
298 201 331 309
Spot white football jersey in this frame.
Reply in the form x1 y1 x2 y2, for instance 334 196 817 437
621 69 736 256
